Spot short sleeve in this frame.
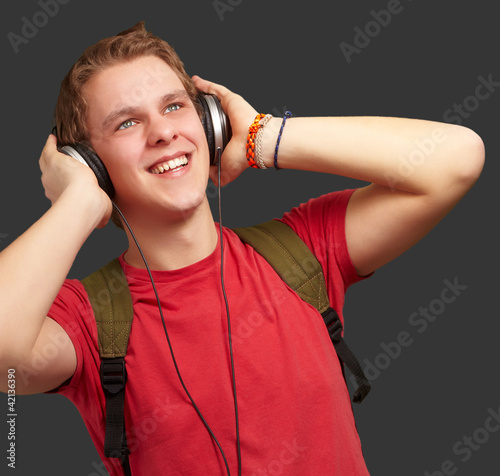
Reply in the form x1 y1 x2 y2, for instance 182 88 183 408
45 280 118 472
279 189 372 321
45 279 101 395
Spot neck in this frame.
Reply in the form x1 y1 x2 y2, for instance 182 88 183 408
119 199 218 271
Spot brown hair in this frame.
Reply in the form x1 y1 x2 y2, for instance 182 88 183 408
54 21 200 228
54 21 199 147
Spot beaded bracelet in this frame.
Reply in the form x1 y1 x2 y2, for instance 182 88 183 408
274 111 292 170
246 113 267 168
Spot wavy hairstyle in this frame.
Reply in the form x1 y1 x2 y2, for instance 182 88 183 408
53 21 200 227
55 21 198 146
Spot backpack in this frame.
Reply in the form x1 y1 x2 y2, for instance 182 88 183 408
81 219 371 475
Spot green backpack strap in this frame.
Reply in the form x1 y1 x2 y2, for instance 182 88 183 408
233 219 330 314
81 258 133 358
233 219 371 403
81 258 132 475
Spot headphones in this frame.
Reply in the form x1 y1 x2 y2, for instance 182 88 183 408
56 93 231 198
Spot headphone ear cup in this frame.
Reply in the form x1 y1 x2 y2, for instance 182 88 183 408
197 93 232 165
60 144 115 198
198 94 216 165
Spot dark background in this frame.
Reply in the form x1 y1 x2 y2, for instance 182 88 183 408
1 0 498 474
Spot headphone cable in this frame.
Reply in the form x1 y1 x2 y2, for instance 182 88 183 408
111 148 240 476
112 205 232 476
217 147 242 476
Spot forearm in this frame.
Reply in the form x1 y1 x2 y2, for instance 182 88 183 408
0 187 103 363
259 116 484 196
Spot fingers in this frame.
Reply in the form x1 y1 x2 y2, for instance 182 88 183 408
193 75 257 131
208 165 219 187
192 75 231 100
193 75 258 187
46 133 58 147
39 134 57 170
40 134 83 172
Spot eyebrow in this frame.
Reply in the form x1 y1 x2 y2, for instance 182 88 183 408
100 89 191 131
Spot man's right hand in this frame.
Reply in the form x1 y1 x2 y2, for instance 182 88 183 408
39 134 112 229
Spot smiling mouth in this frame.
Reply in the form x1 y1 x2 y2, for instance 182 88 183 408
149 155 189 174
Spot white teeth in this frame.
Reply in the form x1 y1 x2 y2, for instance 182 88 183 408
150 155 188 174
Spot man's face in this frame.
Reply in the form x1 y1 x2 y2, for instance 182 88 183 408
84 55 210 222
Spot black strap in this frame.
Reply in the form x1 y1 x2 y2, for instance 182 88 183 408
233 220 371 404
322 307 371 403
120 433 132 476
101 358 132 475
83 259 134 475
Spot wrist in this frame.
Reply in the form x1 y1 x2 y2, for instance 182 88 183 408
245 113 267 169
59 182 110 229
243 111 293 170
258 114 292 170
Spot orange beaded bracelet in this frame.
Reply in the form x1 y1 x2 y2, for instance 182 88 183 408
246 113 267 168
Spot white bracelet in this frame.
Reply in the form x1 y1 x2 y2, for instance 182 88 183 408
254 114 273 169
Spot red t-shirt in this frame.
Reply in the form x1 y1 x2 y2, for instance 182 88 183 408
48 189 371 475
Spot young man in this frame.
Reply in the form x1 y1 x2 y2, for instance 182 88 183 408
0 22 484 475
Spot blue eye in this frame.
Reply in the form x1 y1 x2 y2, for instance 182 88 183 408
165 104 181 114
118 119 136 130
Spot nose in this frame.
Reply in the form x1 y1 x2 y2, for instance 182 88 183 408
146 114 178 147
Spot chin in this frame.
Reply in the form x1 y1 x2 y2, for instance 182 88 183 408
115 181 210 224
163 190 209 219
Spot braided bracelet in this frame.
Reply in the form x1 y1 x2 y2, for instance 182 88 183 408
254 114 273 169
246 113 267 168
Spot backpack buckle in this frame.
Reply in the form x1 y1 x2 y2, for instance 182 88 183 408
322 307 343 342
100 357 127 394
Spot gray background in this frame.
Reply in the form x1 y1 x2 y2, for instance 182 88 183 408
1 0 498 474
